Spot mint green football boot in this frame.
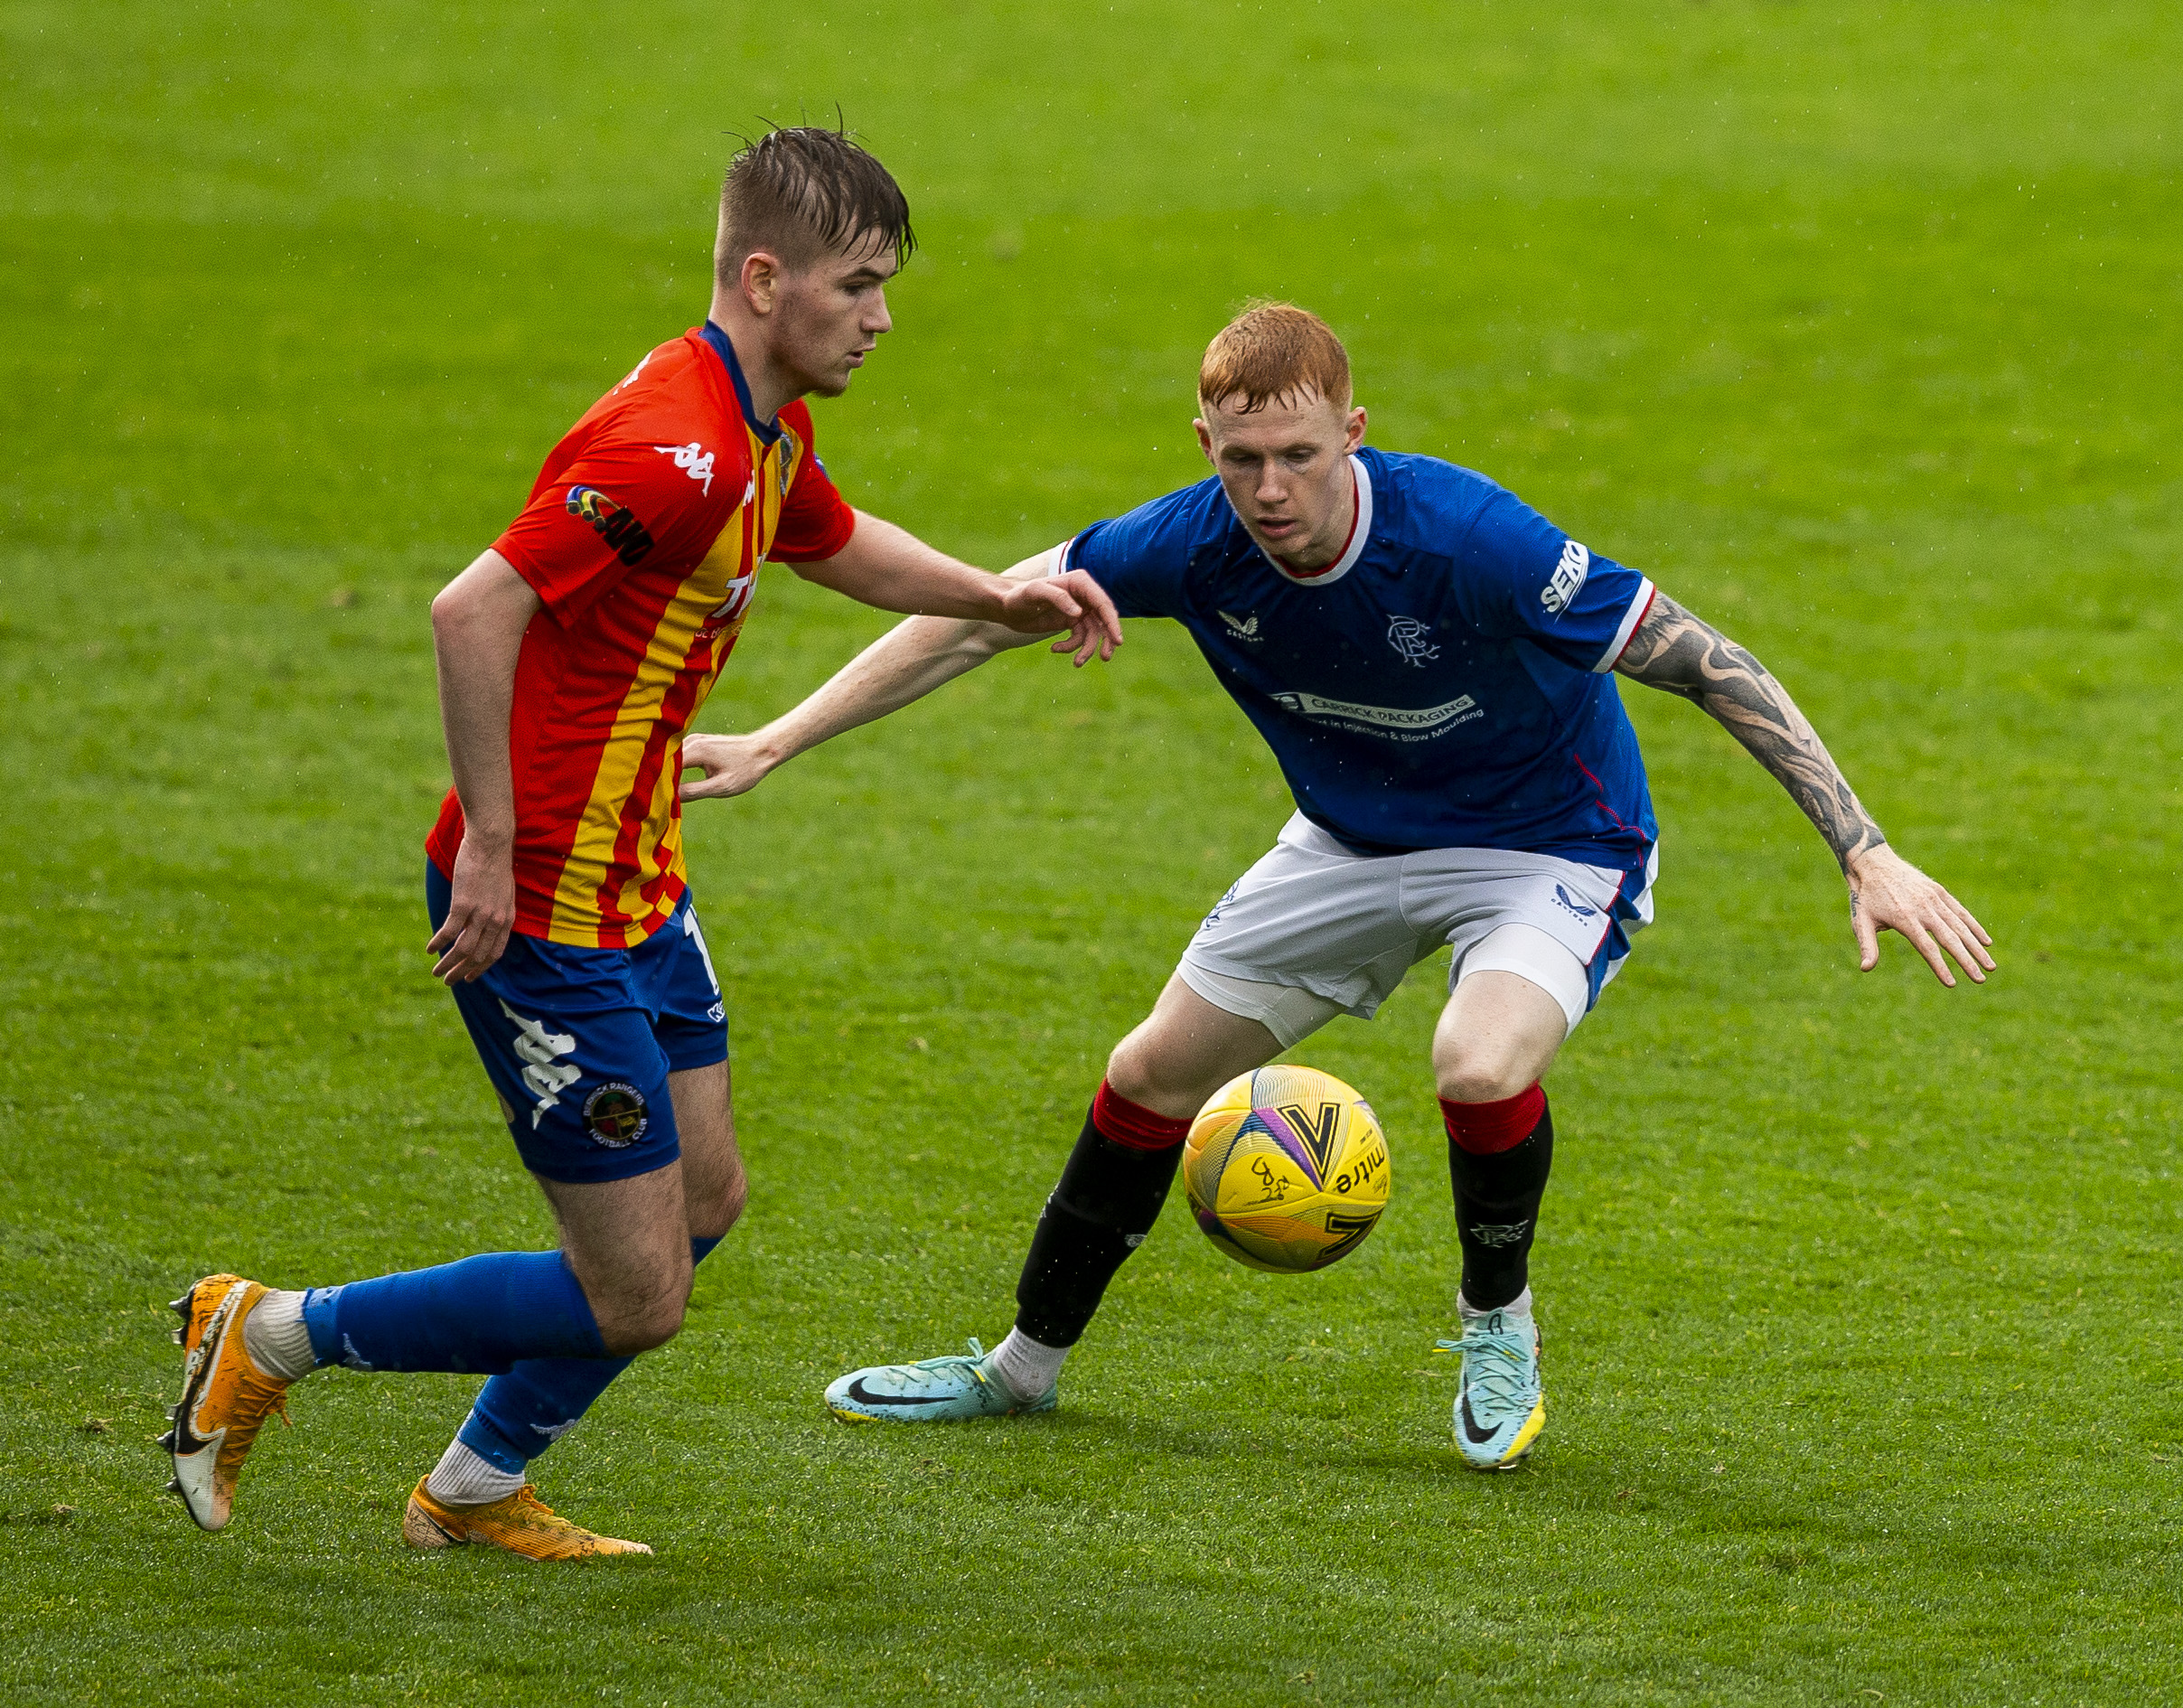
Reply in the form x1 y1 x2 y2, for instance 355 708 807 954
1438 1307 1545 1470
825 1338 1058 1423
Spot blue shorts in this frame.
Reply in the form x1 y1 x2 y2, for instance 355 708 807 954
426 863 729 1185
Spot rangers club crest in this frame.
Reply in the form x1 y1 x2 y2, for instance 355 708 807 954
1386 615 1439 667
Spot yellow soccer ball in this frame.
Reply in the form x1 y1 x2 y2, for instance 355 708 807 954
1183 1065 1391 1274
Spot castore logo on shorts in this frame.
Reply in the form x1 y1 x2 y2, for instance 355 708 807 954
1551 883 1598 922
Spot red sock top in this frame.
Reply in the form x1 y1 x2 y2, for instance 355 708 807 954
1092 1080 1192 1151
1440 1084 1546 1155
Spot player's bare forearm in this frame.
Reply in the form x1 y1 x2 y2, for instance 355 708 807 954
1614 591 1995 986
795 512 1120 659
684 618 1004 799
426 549 539 980
793 511 1001 616
682 551 1081 802
1613 592 1883 871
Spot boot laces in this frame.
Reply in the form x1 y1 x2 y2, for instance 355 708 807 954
1435 1325 1534 1420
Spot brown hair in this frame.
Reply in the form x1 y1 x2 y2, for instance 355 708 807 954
714 126 915 286
1196 301 1352 415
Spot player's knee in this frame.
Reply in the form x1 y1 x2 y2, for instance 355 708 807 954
692 1168 747 1241
1434 1043 1534 1107
1103 1037 1156 1103
1103 1036 1201 1122
591 1261 693 1356
599 1294 687 1356
718 1168 748 1232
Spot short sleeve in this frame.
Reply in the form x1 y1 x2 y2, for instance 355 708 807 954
493 439 700 627
1059 487 1206 620
767 404 858 562
1456 488 1655 673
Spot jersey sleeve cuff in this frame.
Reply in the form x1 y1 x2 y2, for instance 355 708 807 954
491 533 584 627
764 503 857 564
1594 578 1656 673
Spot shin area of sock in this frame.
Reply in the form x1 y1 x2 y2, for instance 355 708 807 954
1444 1090 1554 1310
1013 1084 1187 1347
302 1250 607 1375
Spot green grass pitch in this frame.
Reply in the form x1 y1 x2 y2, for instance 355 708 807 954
5 3 2181 1702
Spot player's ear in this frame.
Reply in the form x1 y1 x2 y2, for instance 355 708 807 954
739 250 781 316
1194 418 1214 464
1344 406 1367 453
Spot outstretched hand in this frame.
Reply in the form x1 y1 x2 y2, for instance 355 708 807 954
680 732 777 802
993 568 1123 665
1846 845 1994 988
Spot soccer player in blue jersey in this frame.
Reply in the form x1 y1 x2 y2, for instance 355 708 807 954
688 303 1993 1469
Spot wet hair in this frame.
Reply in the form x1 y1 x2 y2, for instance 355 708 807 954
714 125 915 286
1197 301 1353 414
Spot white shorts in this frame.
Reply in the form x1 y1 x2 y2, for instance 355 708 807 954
1176 813 1657 1047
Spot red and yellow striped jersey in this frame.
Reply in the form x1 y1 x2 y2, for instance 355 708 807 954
426 324 856 947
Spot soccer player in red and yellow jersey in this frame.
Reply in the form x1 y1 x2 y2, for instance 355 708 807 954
158 128 1120 1558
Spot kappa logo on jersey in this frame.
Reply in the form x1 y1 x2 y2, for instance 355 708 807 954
1387 615 1440 667
616 350 653 390
499 1000 579 1129
1540 540 1591 615
565 486 655 567
1551 883 1598 922
653 440 716 494
1218 610 1261 640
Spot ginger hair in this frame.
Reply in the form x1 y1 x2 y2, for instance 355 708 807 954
1196 301 1353 415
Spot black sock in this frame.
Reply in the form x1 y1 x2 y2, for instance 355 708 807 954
1448 1094 1553 1311
1014 1103 1182 1347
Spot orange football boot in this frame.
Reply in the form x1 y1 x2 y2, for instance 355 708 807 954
162 1274 292 1531
401 1478 653 1560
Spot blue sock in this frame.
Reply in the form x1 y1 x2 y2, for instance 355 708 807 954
455 1235 723 1474
302 1251 606 1374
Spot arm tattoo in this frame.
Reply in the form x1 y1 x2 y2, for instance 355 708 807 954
1613 593 1886 870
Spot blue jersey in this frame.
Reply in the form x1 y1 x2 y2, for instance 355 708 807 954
1062 446 1659 873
